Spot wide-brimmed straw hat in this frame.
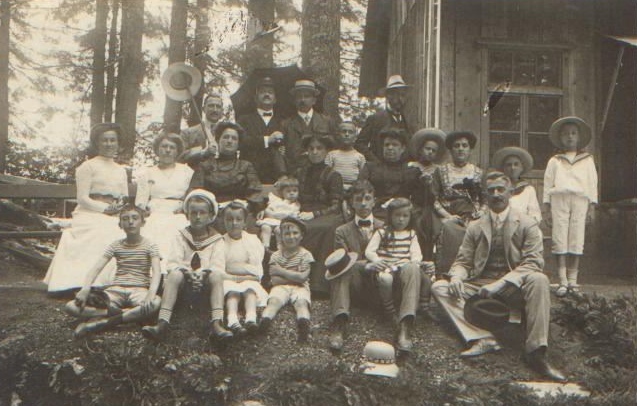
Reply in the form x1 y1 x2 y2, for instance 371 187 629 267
324 249 358 281
289 79 320 96
360 341 399 378
161 62 202 102
410 128 447 161
445 131 477 150
548 116 592 149
492 146 534 175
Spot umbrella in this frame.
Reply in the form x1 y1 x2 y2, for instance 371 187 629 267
230 64 326 119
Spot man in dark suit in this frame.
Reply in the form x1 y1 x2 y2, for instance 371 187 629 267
355 75 412 162
179 93 224 166
327 180 421 352
432 172 565 382
283 79 339 173
237 77 286 184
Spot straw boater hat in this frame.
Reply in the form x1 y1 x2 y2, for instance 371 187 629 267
289 79 320 96
548 116 592 149
384 75 411 91
360 341 400 378
445 130 477 150
409 128 447 161
492 146 534 175
161 62 202 102
324 249 358 281
183 189 219 222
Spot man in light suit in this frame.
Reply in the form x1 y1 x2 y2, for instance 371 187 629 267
432 172 565 382
328 180 421 352
283 79 339 173
179 93 224 166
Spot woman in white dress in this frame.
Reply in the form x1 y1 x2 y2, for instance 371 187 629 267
492 146 542 224
45 123 128 292
135 133 194 273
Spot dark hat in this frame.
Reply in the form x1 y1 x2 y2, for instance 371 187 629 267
289 79 320 96
324 249 358 281
463 295 510 331
280 216 307 235
492 146 534 175
409 128 447 161
548 116 592 149
445 131 477 150
85 287 111 309
256 76 275 90
378 128 409 146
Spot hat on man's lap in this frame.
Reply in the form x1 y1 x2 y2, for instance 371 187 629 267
324 249 358 281
464 295 510 331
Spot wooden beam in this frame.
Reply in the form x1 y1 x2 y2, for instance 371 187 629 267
0 184 76 199
599 45 625 135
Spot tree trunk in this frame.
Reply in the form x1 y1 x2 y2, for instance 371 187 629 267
90 0 109 128
0 0 10 173
301 0 340 117
162 0 188 134
104 0 120 123
115 0 144 163
244 0 275 76
188 0 210 126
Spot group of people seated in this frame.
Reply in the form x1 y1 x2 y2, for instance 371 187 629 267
43 74 600 384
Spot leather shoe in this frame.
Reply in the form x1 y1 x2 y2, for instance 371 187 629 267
259 317 272 332
328 315 347 351
525 347 567 382
141 319 169 341
459 338 501 357
228 322 247 336
74 319 108 339
396 317 414 352
209 320 233 340
244 321 258 334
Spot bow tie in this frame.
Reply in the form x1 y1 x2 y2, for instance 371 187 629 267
262 111 273 117
357 219 372 228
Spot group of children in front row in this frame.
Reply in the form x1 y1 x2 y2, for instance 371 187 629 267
65 115 598 344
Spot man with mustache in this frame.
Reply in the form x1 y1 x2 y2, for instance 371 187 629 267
179 93 225 167
432 172 566 382
283 79 338 173
237 76 287 183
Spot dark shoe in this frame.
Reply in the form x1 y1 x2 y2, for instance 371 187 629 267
244 321 259 334
328 315 347 351
228 322 247 336
525 347 567 382
396 318 414 352
74 319 108 339
141 320 169 341
209 320 233 340
259 317 272 332
459 338 501 357
297 318 311 343
568 285 583 299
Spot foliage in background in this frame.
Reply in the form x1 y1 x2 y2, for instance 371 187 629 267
5 140 86 184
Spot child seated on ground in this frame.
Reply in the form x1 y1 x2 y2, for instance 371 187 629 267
259 217 314 342
365 198 427 320
141 189 233 341
325 121 366 191
221 201 268 335
256 175 301 250
65 205 161 338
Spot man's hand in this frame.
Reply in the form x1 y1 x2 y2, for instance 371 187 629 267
443 215 463 225
478 280 507 298
74 288 90 312
268 131 285 146
448 277 465 299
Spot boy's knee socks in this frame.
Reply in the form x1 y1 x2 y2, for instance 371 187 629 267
557 267 568 286
567 268 579 286
158 308 173 323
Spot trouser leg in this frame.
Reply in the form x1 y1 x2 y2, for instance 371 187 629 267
398 263 421 321
329 262 364 319
521 272 551 353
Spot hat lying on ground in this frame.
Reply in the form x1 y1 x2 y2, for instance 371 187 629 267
324 249 358 281
548 116 592 149
360 341 399 378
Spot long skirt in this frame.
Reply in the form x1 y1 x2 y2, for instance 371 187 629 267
302 212 345 294
44 207 122 292
141 199 189 273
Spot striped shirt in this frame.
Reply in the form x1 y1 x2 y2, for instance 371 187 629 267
365 229 422 265
104 237 160 287
325 149 366 189
269 247 314 289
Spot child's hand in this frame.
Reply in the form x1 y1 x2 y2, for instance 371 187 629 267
74 288 90 312
365 260 389 273
140 294 155 316
586 203 595 225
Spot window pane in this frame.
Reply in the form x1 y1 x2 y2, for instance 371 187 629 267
489 95 520 131
528 134 555 169
489 51 512 84
490 132 520 164
528 96 560 132
536 53 560 87
513 53 537 86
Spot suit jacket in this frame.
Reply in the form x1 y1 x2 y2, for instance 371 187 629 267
237 111 285 183
355 109 410 162
283 112 339 173
449 208 544 288
334 218 384 258
179 122 218 166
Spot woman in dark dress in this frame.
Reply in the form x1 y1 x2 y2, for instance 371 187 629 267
295 134 344 294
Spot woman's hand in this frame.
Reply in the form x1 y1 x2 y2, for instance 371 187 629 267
104 202 123 215
299 212 315 221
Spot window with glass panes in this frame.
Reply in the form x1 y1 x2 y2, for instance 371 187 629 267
487 49 562 171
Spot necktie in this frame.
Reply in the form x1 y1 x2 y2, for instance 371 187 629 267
191 252 201 270
304 115 311 126
493 216 503 231
357 219 372 227
262 111 273 117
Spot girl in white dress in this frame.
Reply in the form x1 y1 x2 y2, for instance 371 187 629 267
135 133 194 273
222 201 268 335
45 123 128 292
256 175 301 249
